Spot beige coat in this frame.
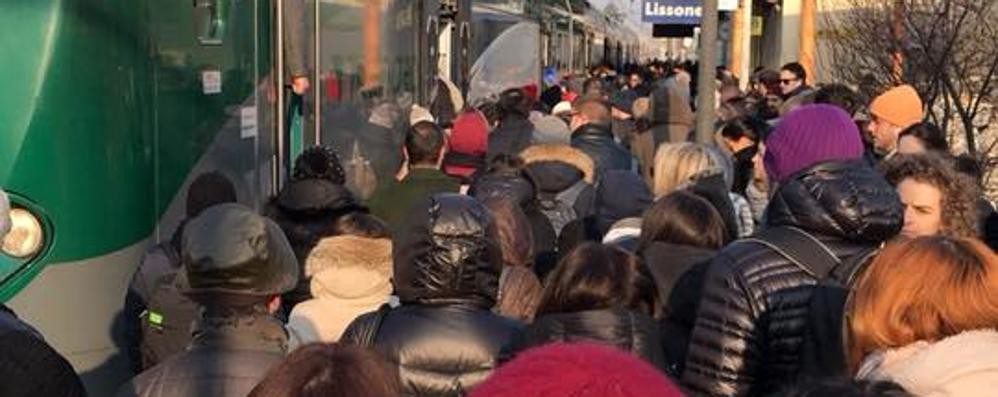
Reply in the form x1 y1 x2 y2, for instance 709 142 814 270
285 236 393 349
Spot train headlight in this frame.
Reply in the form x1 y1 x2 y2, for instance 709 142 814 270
2 208 44 258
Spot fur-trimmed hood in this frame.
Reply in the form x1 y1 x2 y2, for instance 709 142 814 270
305 235 393 300
304 235 393 277
520 144 595 184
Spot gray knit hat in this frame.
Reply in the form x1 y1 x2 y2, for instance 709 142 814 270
531 115 571 145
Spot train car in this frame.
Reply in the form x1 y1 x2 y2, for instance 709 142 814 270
1 0 281 393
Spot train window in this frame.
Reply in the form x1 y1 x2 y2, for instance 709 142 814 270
193 0 226 46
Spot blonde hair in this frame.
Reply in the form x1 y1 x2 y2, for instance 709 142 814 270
847 236 998 372
652 142 730 197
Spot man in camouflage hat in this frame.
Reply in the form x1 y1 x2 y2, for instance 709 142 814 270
116 203 299 397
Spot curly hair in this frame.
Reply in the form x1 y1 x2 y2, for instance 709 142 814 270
880 153 979 238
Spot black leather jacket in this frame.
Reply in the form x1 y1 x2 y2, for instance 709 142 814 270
681 161 902 397
342 194 523 396
570 123 634 174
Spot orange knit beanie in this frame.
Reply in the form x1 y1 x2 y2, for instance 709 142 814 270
869 84 924 129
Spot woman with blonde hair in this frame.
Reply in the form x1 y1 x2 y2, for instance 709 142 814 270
848 236 998 396
652 142 747 238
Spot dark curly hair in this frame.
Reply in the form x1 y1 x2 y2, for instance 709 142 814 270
880 153 979 238
293 146 346 185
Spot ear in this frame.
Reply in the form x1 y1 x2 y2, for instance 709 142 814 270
267 295 282 315
436 136 449 168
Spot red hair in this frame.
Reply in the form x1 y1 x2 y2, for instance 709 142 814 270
847 236 998 372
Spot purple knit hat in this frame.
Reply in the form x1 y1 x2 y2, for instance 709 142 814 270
764 104 864 183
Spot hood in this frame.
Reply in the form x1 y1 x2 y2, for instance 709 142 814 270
859 330 998 397
471 171 537 208
306 236 393 300
310 266 392 301
521 144 595 185
394 194 502 308
304 235 392 278
449 110 489 156
766 160 902 244
685 173 740 242
595 171 653 236
650 85 694 126
277 178 365 216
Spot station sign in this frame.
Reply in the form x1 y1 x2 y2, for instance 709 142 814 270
642 0 739 25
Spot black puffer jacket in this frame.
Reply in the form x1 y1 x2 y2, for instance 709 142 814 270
681 161 902 397
514 308 666 370
342 194 523 397
570 123 634 174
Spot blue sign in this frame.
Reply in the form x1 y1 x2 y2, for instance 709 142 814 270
642 0 703 25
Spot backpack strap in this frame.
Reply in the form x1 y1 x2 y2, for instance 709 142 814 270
833 246 880 285
742 226 841 278
355 304 391 347
557 179 589 205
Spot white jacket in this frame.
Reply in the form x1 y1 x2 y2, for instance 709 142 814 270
285 235 393 350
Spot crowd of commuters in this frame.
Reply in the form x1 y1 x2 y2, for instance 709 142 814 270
2 59 997 397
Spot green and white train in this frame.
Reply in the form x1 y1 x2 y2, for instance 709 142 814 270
0 0 642 394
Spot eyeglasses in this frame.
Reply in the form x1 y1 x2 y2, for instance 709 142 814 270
780 78 798 85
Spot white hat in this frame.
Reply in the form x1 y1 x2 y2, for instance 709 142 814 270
0 190 10 239
552 101 573 116
410 104 436 126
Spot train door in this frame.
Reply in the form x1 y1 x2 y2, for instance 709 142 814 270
147 0 276 234
296 0 436 198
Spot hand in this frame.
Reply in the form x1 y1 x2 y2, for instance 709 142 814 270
291 76 310 95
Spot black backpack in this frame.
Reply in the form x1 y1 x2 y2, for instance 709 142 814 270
135 243 198 370
743 226 879 381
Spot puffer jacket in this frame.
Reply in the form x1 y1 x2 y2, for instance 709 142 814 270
570 123 634 174
681 160 902 397
342 194 523 397
513 308 666 370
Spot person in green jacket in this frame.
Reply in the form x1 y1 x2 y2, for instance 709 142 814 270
367 121 460 235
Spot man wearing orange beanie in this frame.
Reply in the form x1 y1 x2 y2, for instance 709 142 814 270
866 84 924 159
